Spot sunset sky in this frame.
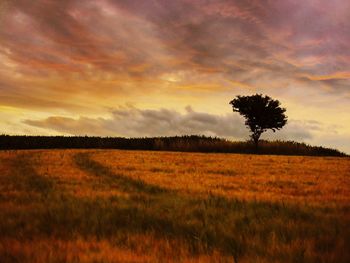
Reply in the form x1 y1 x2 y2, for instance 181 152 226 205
0 0 349 153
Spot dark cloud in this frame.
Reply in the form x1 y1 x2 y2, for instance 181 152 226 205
263 120 321 141
23 106 247 138
23 106 313 142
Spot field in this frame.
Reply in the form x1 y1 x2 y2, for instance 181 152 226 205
0 150 349 262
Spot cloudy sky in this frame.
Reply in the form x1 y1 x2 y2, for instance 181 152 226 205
0 0 349 153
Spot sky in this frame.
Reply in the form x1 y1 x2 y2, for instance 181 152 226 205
0 0 349 153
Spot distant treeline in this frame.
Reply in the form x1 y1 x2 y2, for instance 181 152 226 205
0 135 347 157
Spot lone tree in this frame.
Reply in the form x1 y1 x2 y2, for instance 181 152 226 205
229 94 287 148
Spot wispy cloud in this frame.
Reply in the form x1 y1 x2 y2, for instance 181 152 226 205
1 0 349 93
0 0 349 152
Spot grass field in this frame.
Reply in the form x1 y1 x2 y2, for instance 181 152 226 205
0 150 349 262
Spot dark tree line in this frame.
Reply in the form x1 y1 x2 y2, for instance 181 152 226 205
0 135 346 157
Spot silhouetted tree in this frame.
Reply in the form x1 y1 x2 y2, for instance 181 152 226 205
229 94 287 149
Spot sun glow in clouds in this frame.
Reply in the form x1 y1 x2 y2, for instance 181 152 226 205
0 0 349 153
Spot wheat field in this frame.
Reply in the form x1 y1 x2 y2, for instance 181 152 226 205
0 150 349 262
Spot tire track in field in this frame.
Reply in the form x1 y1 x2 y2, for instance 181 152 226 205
8 152 54 196
0 151 57 238
72 152 348 262
74 152 166 195
1 151 348 262
73 152 247 259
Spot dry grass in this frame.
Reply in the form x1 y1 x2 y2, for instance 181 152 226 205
0 236 230 263
92 150 350 206
0 149 349 263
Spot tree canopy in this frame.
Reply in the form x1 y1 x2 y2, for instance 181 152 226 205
229 94 287 147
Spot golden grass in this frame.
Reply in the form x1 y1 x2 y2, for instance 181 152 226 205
92 150 350 206
0 149 349 262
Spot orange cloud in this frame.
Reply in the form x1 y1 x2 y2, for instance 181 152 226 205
0 0 349 152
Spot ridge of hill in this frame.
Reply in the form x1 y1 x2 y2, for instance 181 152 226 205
0 135 346 157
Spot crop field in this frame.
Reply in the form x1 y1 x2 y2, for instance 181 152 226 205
0 150 349 262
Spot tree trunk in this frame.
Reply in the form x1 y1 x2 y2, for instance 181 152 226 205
251 131 261 153
254 137 259 151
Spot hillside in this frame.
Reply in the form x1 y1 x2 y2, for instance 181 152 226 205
1 150 349 262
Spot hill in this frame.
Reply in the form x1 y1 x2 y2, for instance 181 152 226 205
1 149 349 262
